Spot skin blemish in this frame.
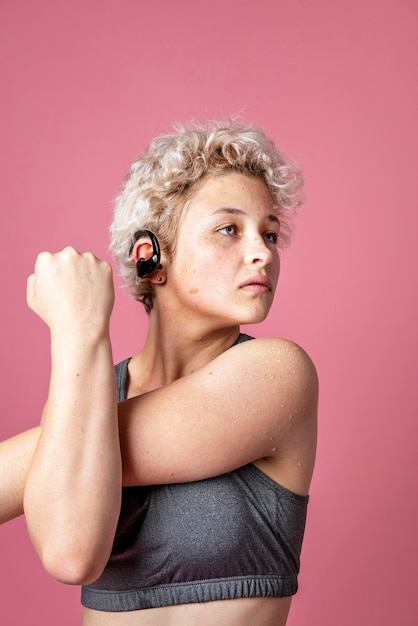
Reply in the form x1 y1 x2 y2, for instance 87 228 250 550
189 288 199 295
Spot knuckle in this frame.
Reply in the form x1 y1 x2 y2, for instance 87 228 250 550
35 250 52 269
62 245 78 258
37 250 51 261
83 251 95 262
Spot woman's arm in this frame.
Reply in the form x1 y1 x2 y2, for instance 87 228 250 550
118 337 318 493
2 339 317 513
22 248 122 585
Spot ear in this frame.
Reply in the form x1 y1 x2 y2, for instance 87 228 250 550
132 237 154 264
132 235 166 284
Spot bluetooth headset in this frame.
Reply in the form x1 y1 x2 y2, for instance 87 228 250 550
130 229 162 278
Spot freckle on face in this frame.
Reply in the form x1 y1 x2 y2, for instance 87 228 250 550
189 288 199 295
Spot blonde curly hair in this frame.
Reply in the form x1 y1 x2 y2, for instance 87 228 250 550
110 119 304 312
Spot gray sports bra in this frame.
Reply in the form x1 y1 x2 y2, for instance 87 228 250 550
81 334 309 612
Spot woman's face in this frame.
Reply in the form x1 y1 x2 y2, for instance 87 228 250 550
165 172 281 329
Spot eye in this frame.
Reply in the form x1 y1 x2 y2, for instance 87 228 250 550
218 225 238 236
264 231 278 244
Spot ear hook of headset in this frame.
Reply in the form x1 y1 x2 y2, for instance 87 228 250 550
130 229 162 278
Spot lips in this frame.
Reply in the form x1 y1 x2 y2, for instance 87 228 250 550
239 275 272 291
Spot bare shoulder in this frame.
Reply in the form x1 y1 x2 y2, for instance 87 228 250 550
232 335 316 367
218 337 318 494
194 334 318 445
212 336 318 401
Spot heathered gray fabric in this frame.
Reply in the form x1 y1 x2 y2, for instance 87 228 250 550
81 334 309 612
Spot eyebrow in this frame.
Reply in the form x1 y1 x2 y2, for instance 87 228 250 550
210 207 280 224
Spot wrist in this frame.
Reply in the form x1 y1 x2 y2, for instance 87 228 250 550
50 317 111 347
50 326 113 369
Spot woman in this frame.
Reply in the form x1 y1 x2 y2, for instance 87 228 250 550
1 120 318 625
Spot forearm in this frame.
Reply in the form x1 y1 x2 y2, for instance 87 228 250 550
23 333 121 585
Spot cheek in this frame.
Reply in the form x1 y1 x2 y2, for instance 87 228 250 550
176 238 216 278
173 247 214 294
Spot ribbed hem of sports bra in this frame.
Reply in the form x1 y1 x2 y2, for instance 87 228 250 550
81 575 298 612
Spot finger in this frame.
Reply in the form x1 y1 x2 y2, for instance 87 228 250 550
34 251 56 277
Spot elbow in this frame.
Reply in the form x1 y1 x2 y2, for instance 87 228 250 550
24 503 116 585
38 544 108 585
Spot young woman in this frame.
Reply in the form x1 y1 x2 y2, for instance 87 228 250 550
1 120 318 625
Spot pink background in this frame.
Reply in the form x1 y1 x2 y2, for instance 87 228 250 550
1 1 417 624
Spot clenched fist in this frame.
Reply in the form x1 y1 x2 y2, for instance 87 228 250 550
26 247 115 338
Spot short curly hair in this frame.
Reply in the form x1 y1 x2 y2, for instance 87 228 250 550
110 119 304 312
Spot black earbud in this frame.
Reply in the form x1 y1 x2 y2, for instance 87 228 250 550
131 229 162 278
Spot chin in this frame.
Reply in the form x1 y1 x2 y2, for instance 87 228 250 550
238 309 271 325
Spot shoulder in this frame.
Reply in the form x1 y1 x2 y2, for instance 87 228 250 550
226 336 318 394
236 335 313 358
195 336 318 428
235 335 313 360
229 338 318 494
216 336 318 435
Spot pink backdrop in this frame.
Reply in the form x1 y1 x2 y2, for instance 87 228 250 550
1 1 417 624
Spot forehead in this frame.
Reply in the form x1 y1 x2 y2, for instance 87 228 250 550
184 172 275 217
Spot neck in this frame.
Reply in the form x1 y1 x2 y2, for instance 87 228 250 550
126 305 241 397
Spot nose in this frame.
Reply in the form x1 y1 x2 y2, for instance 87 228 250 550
245 234 274 266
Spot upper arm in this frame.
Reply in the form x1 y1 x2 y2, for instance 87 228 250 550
118 338 318 486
